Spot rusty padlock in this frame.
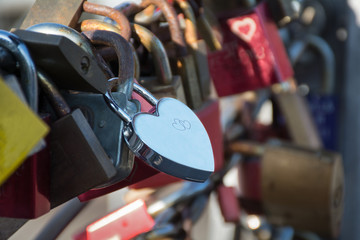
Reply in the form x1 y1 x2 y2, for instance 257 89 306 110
132 23 187 103
207 1 293 97
138 0 203 110
229 140 344 238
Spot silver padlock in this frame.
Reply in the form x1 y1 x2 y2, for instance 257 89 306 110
105 80 214 182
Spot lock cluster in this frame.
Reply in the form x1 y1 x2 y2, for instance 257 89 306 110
0 0 346 240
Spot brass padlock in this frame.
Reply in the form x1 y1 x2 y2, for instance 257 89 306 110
262 142 344 238
230 140 344 238
273 80 323 149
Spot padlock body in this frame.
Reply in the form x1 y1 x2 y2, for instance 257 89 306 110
274 91 322 149
130 99 223 189
63 92 135 187
0 116 51 218
217 185 241 223
208 2 293 97
261 144 344 238
237 157 263 214
50 109 116 208
78 91 159 202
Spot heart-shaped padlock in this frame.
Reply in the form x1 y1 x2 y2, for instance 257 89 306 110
104 80 214 182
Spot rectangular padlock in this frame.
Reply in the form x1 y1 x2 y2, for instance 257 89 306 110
60 26 141 189
229 140 344 238
273 85 323 149
262 143 344 239
207 2 293 97
217 184 241 223
77 84 160 202
62 92 136 188
38 71 116 208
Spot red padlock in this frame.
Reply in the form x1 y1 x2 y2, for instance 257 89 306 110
217 184 241 223
86 199 155 240
0 115 50 219
131 99 223 189
237 157 263 215
207 2 293 97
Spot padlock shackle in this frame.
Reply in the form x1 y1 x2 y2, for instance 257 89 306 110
104 80 158 124
134 4 164 24
27 23 93 54
81 19 122 34
140 0 188 57
83 30 134 99
132 23 173 85
174 0 198 45
104 2 159 23
27 23 115 80
80 19 140 81
37 70 71 117
0 30 38 112
289 35 335 95
83 1 131 41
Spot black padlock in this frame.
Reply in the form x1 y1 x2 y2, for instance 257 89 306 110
13 29 108 94
38 70 116 208
62 28 139 187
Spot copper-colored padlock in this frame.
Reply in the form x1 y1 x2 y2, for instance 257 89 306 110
230 141 344 238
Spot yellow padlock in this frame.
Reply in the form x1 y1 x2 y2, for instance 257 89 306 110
0 77 49 185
